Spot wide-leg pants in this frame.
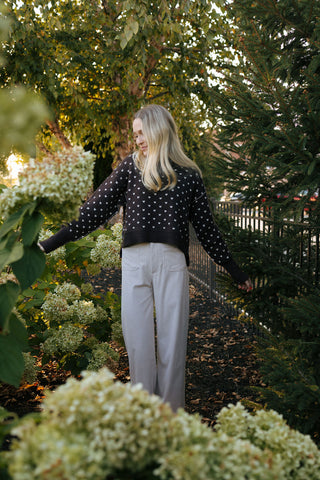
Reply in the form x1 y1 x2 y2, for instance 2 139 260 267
121 242 189 412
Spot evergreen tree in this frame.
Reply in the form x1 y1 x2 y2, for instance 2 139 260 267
208 0 320 441
210 0 320 216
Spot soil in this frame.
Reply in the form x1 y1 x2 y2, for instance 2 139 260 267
0 268 263 432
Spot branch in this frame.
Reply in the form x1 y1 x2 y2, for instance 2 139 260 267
46 120 72 149
101 0 122 23
36 141 51 156
147 90 171 101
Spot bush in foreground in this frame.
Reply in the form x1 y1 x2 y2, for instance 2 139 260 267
6 369 320 480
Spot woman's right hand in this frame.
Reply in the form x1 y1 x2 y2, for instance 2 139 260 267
238 278 253 292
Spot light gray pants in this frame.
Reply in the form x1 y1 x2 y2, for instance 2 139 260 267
121 243 189 411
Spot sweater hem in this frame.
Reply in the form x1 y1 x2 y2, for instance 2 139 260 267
123 230 190 265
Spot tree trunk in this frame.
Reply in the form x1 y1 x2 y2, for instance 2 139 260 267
47 120 72 149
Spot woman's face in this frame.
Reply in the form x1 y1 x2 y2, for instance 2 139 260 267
133 118 148 156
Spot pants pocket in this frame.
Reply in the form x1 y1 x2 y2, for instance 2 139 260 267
163 244 187 271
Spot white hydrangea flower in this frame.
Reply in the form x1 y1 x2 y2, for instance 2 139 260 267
41 293 70 323
87 343 119 371
0 272 18 284
69 300 97 325
90 234 121 269
95 305 109 323
0 146 95 222
7 370 320 480
54 282 81 302
80 282 94 295
215 402 320 479
110 222 123 243
111 321 124 346
42 323 83 355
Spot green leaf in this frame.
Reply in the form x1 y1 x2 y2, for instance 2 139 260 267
8 313 28 351
0 242 24 271
0 202 36 240
0 282 20 331
11 245 46 291
0 334 24 387
131 20 139 35
307 160 317 176
120 34 128 49
21 211 44 246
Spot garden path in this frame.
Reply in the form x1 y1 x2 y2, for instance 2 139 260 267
0 268 263 429
94 268 263 426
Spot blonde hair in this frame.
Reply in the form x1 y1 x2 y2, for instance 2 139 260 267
133 104 201 191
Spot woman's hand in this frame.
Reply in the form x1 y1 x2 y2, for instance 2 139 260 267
238 278 253 292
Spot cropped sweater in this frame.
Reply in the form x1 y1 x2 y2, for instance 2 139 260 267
40 154 248 284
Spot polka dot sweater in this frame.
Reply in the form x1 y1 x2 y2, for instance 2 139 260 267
40 155 248 283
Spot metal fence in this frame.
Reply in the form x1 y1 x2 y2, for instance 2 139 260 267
188 201 320 307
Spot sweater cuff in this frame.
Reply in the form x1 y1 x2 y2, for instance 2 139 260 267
39 226 74 253
221 258 249 284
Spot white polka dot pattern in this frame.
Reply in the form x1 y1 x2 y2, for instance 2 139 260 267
42 155 248 281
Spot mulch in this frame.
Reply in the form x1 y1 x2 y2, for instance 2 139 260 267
0 268 263 432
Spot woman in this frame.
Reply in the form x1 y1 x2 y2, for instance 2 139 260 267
40 104 252 411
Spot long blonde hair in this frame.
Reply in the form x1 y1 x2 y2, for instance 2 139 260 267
133 104 201 191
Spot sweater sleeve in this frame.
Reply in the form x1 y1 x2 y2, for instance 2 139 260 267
189 177 249 284
40 156 131 253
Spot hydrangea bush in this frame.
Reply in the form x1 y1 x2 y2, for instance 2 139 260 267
6 369 320 480
18 223 123 379
0 146 95 222
40 282 119 373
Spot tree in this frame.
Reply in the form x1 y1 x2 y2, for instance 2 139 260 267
2 0 230 166
207 0 320 216
206 0 320 440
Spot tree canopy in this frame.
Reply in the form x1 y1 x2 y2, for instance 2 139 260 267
1 0 231 167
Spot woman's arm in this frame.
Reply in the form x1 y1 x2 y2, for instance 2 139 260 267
40 156 131 253
189 177 251 288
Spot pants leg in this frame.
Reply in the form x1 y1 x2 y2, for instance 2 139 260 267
153 244 189 411
121 243 189 411
121 244 156 394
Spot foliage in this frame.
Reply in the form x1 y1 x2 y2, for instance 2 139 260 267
5 368 320 480
212 207 320 441
0 201 45 388
0 146 95 387
204 0 320 441
208 0 320 217
18 224 123 377
1 0 232 166
0 3 48 171
256 294 320 439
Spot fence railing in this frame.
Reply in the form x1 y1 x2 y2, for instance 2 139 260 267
188 201 320 307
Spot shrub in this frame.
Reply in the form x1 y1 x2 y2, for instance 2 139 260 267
6 369 320 480
17 223 123 376
39 281 118 375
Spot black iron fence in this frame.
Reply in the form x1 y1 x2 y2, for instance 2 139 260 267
188 201 320 306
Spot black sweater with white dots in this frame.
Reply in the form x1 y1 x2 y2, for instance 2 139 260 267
40 155 248 283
